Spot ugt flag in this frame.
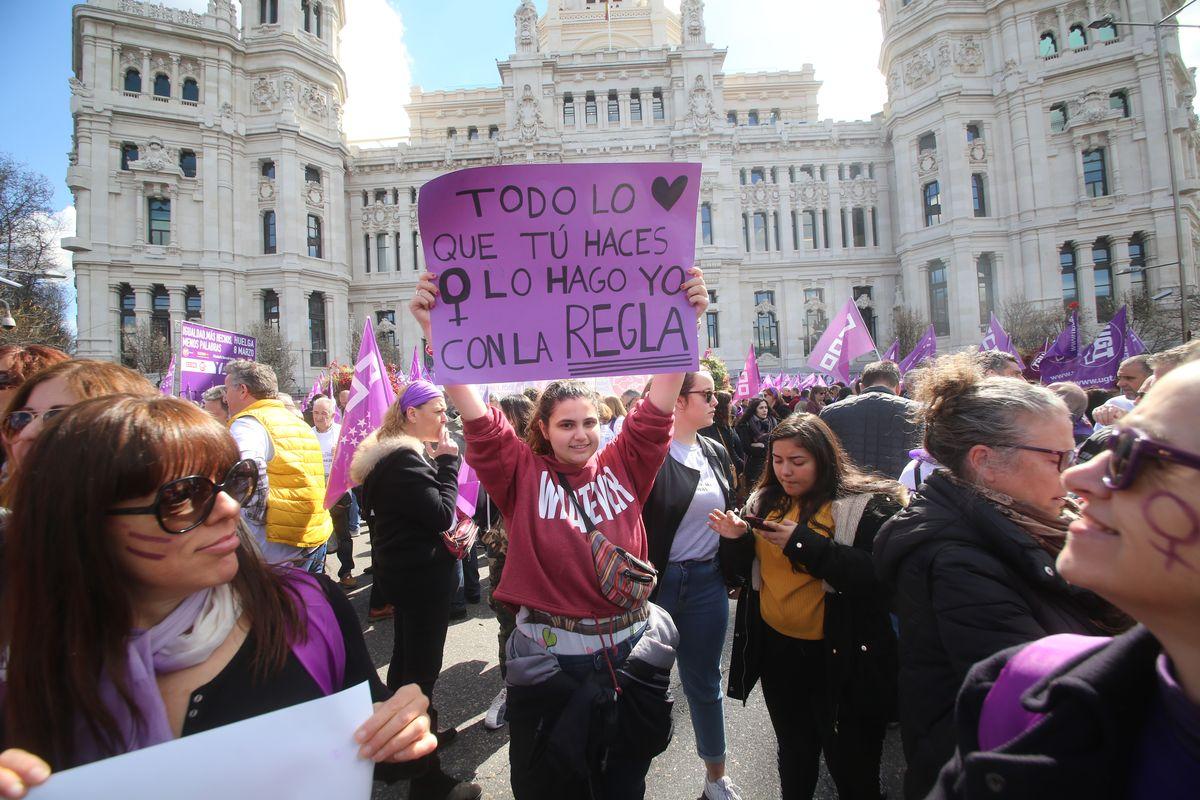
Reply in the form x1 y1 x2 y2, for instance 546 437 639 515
1072 305 1131 389
324 319 398 509
1125 325 1148 358
883 339 901 362
733 345 761 401
807 298 877 383
1038 309 1080 384
980 313 1026 369
899 325 938 374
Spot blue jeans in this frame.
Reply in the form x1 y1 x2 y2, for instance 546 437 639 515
348 490 360 532
654 558 729 764
452 546 481 610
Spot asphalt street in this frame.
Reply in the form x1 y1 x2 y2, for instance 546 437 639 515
337 535 905 800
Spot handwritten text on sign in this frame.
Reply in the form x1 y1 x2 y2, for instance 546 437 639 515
419 163 702 383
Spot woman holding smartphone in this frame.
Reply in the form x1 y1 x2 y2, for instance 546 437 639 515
709 413 906 800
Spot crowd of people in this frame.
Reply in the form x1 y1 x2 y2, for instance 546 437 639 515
0 284 1194 800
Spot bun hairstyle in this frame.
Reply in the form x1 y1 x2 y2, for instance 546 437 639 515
912 351 1069 477
526 380 602 456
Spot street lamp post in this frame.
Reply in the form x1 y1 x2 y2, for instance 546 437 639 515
1091 4 1199 341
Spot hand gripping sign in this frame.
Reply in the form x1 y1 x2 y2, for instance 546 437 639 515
418 163 702 384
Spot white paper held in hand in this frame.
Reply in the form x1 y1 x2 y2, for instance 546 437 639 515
32 682 375 800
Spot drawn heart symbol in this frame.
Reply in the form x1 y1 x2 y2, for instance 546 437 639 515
651 176 688 211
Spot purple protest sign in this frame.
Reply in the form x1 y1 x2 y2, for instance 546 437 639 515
419 163 702 383
178 321 257 402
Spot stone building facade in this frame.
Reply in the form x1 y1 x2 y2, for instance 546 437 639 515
67 0 1199 387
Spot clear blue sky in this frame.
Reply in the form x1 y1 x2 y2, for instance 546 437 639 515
0 1 556 210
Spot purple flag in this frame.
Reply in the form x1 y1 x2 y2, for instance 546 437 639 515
733 345 761 401
1071 306 1131 389
979 313 1026 370
159 354 176 396
301 377 321 413
807 298 878 383
1039 310 1081 384
883 339 901 362
899 325 938 374
1125 325 1147 358
407 347 423 383
324 319 398 509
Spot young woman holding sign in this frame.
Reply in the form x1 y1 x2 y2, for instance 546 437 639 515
410 268 709 800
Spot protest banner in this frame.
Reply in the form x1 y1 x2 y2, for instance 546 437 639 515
806 298 878 383
419 163 702 383
178 322 257 402
1038 310 1080 384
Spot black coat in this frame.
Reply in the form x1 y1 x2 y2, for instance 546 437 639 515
929 625 1167 800
642 434 735 577
736 416 773 482
818 386 921 479
722 493 902 722
698 423 745 481
351 433 459 577
873 471 1116 799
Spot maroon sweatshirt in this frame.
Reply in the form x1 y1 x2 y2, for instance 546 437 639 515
463 399 673 619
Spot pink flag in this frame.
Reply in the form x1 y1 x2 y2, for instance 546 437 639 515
733 345 761 401
301 377 321 413
324 319 398 509
883 339 901 362
806 298 878 383
980 313 1026 369
159 354 176 396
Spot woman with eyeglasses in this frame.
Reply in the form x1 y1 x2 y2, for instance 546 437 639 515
873 352 1131 799
928 359 1200 798
642 371 741 800
0 395 436 797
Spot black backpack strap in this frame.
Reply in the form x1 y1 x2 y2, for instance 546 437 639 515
555 471 598 534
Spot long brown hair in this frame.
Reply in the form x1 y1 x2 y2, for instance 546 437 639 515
499 394 535 439
751 413 905 530
525 380 601 456
2 395 303 769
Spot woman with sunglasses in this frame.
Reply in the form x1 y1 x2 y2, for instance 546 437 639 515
642 371 741 800
928 359 1200 798
0 345 70 414
0 395 437 797
873 352 1130 799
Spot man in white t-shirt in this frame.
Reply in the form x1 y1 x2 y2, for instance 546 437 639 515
312 396 355 587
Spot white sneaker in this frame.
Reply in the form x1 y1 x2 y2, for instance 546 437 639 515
703 775 744 800
483 687 507 730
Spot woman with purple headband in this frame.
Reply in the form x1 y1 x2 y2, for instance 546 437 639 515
349 380 481 800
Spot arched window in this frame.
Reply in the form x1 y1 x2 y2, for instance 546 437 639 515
182 78 199 103
124 68 141 93
263 289 280 327
1093 238 1114 321
1061 243 1078 308
747 109 759 126
309 292 328 367
262 210 276 254
185 286 202 321
1068 24 1087 49
179 149 197 178
151 285 170 346
306 214 322 258
1129 232 1147 294
1039 31 1058 57
120 143 139 171
153 73 170 98
976 254 996 326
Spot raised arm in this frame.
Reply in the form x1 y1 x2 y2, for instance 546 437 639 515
643 266 709 414
408 272 487 422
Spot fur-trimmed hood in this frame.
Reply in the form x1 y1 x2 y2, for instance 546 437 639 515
349 431 425 484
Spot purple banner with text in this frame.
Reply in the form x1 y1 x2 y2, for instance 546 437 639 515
178 321 257 402
419 163 702 383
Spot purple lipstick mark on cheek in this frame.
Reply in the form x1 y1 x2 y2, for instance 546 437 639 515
124 546 167 561
127 531 172 544
1143 490 1200 573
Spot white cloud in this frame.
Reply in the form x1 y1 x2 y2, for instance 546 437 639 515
705 1 886 122
340 0 412 142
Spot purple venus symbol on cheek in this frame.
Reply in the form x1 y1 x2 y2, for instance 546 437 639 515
1143 491 1200 573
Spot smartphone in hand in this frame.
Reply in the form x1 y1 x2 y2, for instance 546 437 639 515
743 515 771 531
